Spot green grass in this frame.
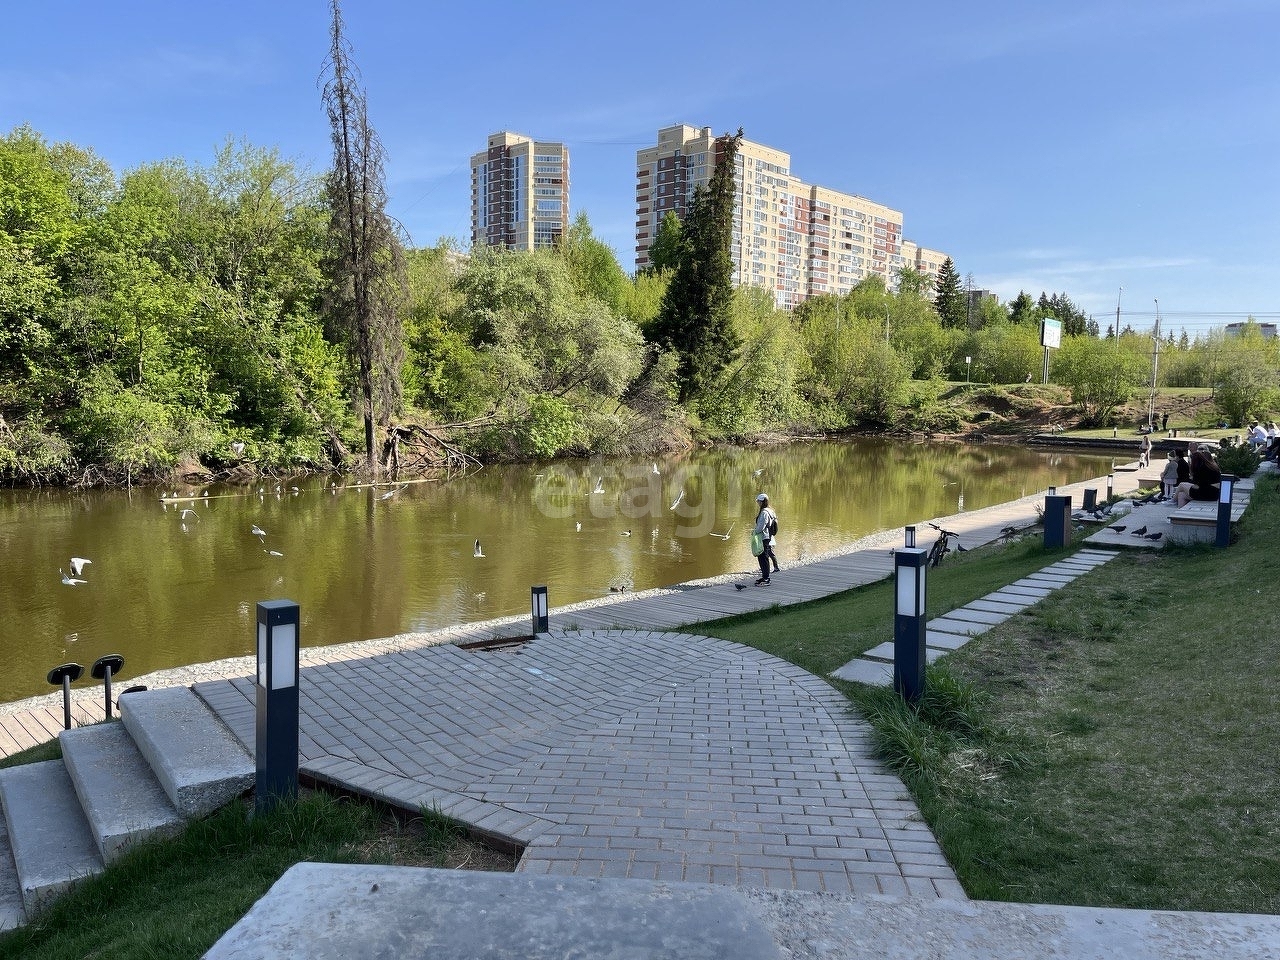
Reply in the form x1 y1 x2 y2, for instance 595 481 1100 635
695 474 1280 913
0 794 513 960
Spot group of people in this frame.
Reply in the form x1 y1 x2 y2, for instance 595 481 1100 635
1162 446 1223 507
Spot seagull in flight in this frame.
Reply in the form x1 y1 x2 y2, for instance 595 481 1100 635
264 549 284 557
378 484 405 501
251 524 267 542
474 540 485 558
69 557 92 577
670 489 684 510
710 522 735 541
60 568 88 586
179 509 200 523
651 463 660 475
593 477 604 494
620 530 632 537
575 521 582 532
231 441 246 456
752 468 764 478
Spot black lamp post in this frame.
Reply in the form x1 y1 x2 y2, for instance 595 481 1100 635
91 655 125 720
893 527 928 703
46 663 83 730
1216 475 1235 548
255 600 300 814
531 585 549 635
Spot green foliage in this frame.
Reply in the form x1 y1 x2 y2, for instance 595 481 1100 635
1054 335 1148 425
1215 439 1260 478
933 257 966 329
645 211 685 273
1212 325 1279 426
558 212 628 313
649 130 742 404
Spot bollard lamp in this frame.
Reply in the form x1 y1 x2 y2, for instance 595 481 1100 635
531 585 549 635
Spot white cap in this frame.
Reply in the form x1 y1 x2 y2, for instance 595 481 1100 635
756 493 768 502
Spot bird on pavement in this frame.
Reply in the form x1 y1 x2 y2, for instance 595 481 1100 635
1110 525 1126 533
1130 525 1148 536
734 583 748 591
1145 532 1164 541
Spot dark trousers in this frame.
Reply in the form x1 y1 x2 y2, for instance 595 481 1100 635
758 540 776 579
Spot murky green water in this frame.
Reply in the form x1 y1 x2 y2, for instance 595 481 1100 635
0 439 1115 703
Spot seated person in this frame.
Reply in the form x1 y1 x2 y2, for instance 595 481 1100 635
1174 448 1222 506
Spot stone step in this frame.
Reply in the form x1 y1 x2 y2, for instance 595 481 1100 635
0 760 103 913
121 687 254 818
60 723 185 863
0 818 25 931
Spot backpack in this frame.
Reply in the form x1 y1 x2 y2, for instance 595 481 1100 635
768 514 778 538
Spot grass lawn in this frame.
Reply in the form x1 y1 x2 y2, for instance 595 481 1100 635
697 472 1280 914
0 788 513 960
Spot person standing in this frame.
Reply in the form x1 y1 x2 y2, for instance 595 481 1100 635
752 494 778 585
1160 451 1179 499
1138 433 1152 468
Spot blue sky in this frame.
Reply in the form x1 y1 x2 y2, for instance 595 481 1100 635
4 1 1277 336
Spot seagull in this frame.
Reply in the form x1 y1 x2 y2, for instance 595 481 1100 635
60 568 87 586
202 490 209 498
1130 525 1148 537
474 540 484 558
179 508 200 522
378 485 403 501
670 489 684 510
710 522 736 541
69 557 92 577
593 477 604 494
620 530 632 537
752 468 764 478
264 549 284 557
251 524 267 541
575 522 582 532
231 441 245 456
1144 532 1164 541
651 463 660 475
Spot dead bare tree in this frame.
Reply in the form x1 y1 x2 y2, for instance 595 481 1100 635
321 0 406 476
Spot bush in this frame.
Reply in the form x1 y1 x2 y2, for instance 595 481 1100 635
1216 441 1261 478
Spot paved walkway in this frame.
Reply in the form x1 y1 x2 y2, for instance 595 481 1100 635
196 630 961 897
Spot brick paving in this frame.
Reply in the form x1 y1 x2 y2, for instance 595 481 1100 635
195 630 964 897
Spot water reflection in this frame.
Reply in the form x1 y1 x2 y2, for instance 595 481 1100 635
0 439 1115 703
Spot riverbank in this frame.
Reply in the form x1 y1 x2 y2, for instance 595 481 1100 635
0 462 1144 754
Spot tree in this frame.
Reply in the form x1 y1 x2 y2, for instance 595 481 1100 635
557 212 627 313
1008 291 1035 325
895 266 931 299
1054 335 1148 425
1213 323 1279 426
933 258 965 329
649 129 743 404
321 0 406 474
645 211 685 274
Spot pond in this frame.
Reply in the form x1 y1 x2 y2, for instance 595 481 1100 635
0 438 1117 703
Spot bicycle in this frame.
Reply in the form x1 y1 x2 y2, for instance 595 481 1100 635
926 522 961 567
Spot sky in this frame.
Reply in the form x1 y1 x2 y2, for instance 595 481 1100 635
4 1 1278 337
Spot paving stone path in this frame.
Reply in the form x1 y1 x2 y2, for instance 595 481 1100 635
195 630 963 897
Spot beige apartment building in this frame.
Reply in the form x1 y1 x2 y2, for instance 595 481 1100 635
471 132 569 251
900 240 951 290
635 124 948 309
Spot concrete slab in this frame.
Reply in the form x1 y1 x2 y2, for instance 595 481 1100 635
926 631 971 651
122 687 253 817
60 722 184 862
944 607 1010 626
206 862 1280 960
863 642 945 664
966 599 1028 615
205 863 784 960
925 617 986 637
0 818 24 931
994 584 1052 599
0 760 102 912
829 659 892 686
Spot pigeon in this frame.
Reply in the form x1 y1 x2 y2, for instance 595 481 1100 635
1130 525 1148 536
1145 532 1163 541
734 583 748 591
1110 525 1126 533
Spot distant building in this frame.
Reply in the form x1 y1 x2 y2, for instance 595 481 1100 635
470 132 569 251
634 124 948 309
1225 321 1277 340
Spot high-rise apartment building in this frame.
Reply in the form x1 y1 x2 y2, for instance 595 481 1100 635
471 132 569 251
635 124 946 310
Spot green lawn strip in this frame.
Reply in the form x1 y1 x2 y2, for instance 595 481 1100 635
693 534 1072 676
0 739 60 770
696 474 1280 913
0 794 508 960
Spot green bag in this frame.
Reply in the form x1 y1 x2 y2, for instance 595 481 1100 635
750 531 765 556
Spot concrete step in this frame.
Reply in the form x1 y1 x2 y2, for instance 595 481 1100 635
121 687 254 817
60 723 185 863
0 760 103 913
0 818 25 931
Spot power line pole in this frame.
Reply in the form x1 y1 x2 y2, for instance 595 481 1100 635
1115 286 1122 349
1149 298 1161 429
